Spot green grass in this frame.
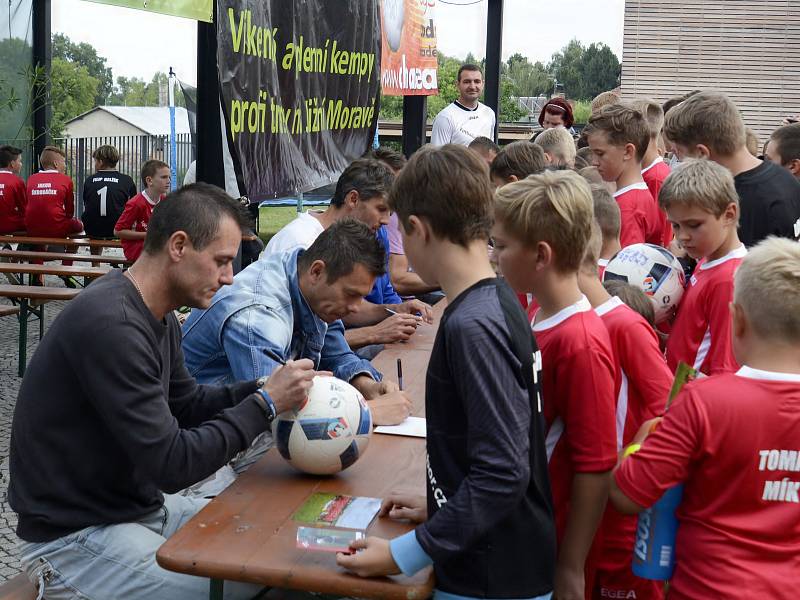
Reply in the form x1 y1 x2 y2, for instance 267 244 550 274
257 206 300 243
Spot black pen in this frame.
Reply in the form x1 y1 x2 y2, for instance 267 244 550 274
262 348 287 365
397 358 403 391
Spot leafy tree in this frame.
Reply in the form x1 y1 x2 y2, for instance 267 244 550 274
50 58 99 137
108 72 184 107
580 43 621 100
506 56 553 99
0 37 31 140
52 33 113 105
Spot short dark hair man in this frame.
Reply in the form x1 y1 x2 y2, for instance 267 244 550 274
182 218 413 487
767 123 800 179
10 183 317 599
430 64 496 147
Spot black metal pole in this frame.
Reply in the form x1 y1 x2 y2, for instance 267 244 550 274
401 96 427 158
32 0 52 161
196 0 225 188
484 0 503 142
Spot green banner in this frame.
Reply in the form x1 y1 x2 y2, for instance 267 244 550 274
84 0 213 23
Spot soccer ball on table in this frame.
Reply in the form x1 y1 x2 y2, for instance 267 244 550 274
273 376 372 475
602 243 686 324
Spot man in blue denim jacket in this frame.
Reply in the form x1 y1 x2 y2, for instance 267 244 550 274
182 219 412 490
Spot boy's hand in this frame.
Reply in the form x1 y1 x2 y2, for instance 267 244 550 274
380 493 427 523
335 536 400 577
369 391 413 425
632 417 663 446
553 564 584 600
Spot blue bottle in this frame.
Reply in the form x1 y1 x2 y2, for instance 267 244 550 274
631 483 684 580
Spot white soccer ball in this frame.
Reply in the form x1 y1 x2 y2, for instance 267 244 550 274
273 376 372 475
602 243 686 324
383 0 405 52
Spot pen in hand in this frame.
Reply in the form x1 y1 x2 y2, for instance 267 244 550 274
397 358 403 391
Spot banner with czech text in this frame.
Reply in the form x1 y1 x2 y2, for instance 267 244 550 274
218 1 381 201
380 0 438 96
84 0 213 23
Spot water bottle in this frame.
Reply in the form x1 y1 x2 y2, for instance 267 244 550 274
631 483 684 580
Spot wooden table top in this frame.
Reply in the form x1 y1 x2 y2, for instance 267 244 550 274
0 263 111 278
0 235 123 248
156 301 446 599
0 284 81 301
0 249 130 266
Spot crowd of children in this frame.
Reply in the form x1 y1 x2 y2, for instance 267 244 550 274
338 90 800 600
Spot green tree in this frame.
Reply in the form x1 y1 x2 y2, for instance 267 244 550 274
50 58 100 137
548 39 585 99
108 72 184 107
52 33 113 105
0 37 31 140
580 43 621 100
505 56 553 99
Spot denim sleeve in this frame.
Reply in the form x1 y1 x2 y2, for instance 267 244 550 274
221 305 293 382
320 320 381 382
381 274 403 306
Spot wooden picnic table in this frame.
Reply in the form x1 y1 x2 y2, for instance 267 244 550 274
156 301 447 600
0 284 81 376
0 249 130 266
0 235 123 249
0 262 110 282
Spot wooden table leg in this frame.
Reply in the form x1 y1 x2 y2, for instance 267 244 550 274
18 299 28 377
209 578 224 600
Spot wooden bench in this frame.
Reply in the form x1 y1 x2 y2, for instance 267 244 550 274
0 250 130 267
0 574 37 599
0 285 81 376
0 263 110 287
0 234 123 249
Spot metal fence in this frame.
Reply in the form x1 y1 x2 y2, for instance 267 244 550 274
56 134 195 214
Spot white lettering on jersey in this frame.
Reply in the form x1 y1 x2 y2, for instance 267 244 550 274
426 453 448 507
793 217 800 240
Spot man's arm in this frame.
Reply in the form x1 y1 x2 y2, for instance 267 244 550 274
79 320 269 493
114 199 144 239
389 253 439 296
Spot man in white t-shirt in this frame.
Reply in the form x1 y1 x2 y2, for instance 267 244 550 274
430 64 496 147
264 159 431 351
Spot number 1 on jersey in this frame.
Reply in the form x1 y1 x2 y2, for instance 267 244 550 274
97 186 108 217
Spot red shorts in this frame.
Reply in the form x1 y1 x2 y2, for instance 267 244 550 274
590 566 665 600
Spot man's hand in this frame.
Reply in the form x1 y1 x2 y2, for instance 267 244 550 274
350 375 398 400
380 493 427 524
369 391 412 425
553 564 585 600
262 359 320 414
335 537 400 578
370 313 420 344
392 299 433 324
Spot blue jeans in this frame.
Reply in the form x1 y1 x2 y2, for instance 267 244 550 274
18 493 263 600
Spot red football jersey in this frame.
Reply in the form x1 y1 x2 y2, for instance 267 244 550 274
531 296 617 541
593 296 673 571
614 182 662 248
25 170 75 236
666 246 746 376
0 170 27 233
597 259 608 280
615 367 800 599
115 192 158 262
641 157 673 246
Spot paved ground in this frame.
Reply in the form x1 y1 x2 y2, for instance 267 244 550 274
0 273 82 582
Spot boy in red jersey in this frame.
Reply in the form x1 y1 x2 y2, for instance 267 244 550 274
584 104 662 248
661 159 745 375
25 146 82 238
493 170 616 600
579 223 672 600
633 98 673 246
115 160 170 262
611 236 800 600
0 145 26 234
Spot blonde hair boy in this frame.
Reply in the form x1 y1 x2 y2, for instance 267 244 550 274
659 159 739 221
534 126 577 168
494 169 593 272
591 90 620 116
734 237 800 344
663 92 745 157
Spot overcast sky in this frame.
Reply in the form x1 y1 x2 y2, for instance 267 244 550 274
52 0 624 87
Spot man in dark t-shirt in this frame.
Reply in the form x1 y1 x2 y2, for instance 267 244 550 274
9 184 318 599
82 145 137 239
